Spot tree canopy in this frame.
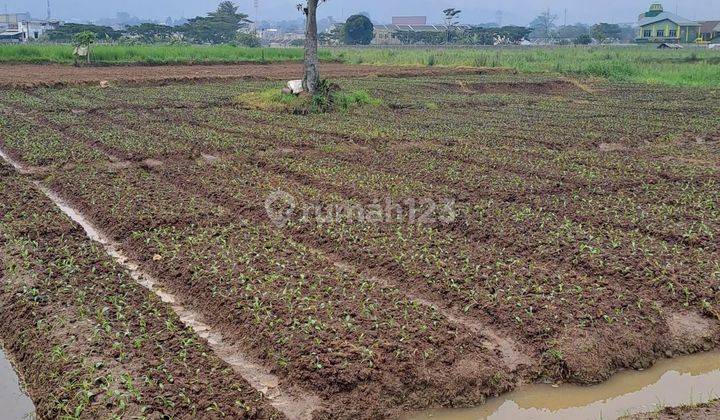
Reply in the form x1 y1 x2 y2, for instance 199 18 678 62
45 24 121 42
125 23 175 42
342 15 373 45
574 34 593 45
529 11 558 40
443 8 462 26
181 1 250 44
73 31 96 47
392 26 530 46
319 24 344 46
592 23 622 43
557 24 590 40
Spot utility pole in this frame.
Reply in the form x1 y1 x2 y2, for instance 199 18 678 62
564 9 567 27
46 0 51 20
546 8 551 39
253 0 259 34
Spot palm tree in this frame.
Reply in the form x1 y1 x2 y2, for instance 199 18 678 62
443 8 462 43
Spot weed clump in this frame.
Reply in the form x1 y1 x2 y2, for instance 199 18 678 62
237 79 381 114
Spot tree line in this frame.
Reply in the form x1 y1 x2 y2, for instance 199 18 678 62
45 3 630 49
384 26 532 46
528 11 635 44
320 12 532 46
47 2 255 45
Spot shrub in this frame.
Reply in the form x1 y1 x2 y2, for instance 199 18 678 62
237 81 381 114
574 34 592 45
235 33 261 48
333 90 381 111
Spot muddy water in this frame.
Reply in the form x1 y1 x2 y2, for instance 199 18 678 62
408 350 720 420
0 347 35 419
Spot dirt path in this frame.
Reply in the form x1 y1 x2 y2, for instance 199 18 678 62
0 63 506 88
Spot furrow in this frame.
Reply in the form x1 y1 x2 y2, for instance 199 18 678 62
0 147 323 420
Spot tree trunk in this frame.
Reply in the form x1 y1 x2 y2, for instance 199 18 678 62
303 0 320 94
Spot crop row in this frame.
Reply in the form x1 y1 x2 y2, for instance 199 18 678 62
44 164 513 418
262 149 718 250
135 157 688 377
0 163 280 419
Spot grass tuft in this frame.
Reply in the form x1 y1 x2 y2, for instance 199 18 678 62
238 84 381 114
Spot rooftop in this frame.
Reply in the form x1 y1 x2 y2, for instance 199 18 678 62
699 20 720 33
638 11 700 27
374 24 474 32
391 16 427 26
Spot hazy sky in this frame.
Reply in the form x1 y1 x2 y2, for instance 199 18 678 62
10 0 720 25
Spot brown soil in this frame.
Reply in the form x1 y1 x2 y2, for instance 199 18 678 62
442 80 579 95
0 63 506 89
0 165 281 419
599 142 628 152
1 73 719 418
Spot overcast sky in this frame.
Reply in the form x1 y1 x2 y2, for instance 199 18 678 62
10 0 720 25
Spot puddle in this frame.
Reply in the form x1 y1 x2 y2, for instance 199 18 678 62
0 347 35 419
406 350 720 420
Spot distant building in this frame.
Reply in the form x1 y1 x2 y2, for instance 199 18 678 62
698 20 720 42
260 28 304 47
635 3 701 43
0 13 31 30
373 23 473 45
19 20 61 41
392 16 427 26
0 14 61 43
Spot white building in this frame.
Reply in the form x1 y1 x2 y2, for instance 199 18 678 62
19 20 62 41
0 15 61 42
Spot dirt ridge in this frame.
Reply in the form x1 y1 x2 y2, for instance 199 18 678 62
0 63 509 89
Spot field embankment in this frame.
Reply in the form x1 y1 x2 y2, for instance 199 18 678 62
0 63 504 89
0 44 314 65
0 44 719 87
334 46 720 87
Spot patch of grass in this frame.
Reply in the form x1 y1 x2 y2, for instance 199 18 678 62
327 46 720 87
333 90 382 111
2 43 719 87
236 89 304 112
0 43 325 65
238 84 381 114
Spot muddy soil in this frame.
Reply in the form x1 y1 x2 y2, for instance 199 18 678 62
1 73 719 419
0 63 504 89
0 164 282 419
629 399 720 420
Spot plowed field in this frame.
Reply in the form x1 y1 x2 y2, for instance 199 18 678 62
1 64 718 419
